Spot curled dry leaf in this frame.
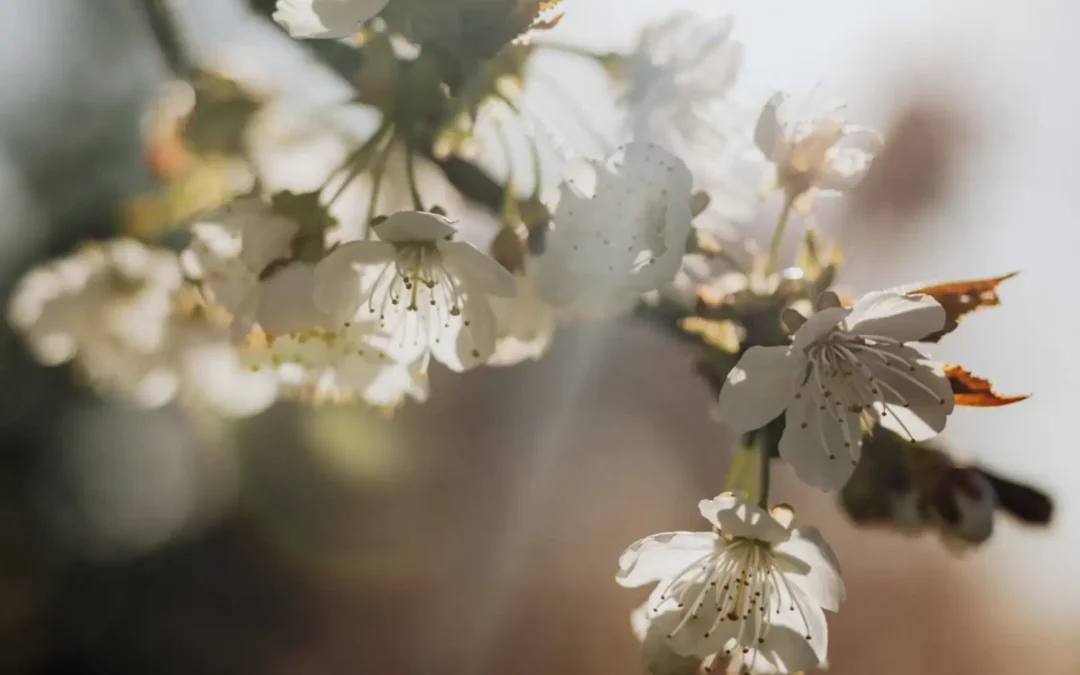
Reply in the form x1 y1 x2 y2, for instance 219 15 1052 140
944 365 1029 407
908 272 1017 342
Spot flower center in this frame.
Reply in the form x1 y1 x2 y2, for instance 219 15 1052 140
653 539 815 656
363 244 482 360
801 327 947 444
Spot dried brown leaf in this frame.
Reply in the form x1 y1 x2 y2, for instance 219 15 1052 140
944 365 1029 407
908 272 1017 341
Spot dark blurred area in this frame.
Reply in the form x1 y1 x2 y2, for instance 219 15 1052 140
0 1 1070 675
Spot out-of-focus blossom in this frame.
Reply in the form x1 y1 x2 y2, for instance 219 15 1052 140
8 240 185 407
273 0 389 39
754 92 881 214
718 291 954 491
488 272 556 366
314 210 517 372
530 141 694 319
618 494 843 675
615 13 743 166
8 240 278 415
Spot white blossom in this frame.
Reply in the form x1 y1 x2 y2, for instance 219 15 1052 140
618 494 843 675
184 198 428 409
273 0 389 39
8 240 184 407
754 91 881 214
313 210 517 372
530 141 694 319
618 13 743 163
7 240 278 415
718 291 955 491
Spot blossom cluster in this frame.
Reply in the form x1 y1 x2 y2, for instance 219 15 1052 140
6 1 1049 674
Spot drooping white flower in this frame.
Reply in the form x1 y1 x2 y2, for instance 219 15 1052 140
618 494 843 675
754 91 881 214
617 13 743 164
530 141 694 319
487 272 556 367
313 210 518 372
718 291 955 491
273 0 389 39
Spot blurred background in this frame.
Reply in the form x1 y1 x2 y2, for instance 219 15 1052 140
0 0 1077 673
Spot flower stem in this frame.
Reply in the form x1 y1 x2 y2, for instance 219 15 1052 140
363 130 396 239
764 195 795 277
756 443 771 509
321 121 393 205
405 141 424 211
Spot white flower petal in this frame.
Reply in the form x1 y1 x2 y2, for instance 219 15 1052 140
616 531 718 588
868 349 953 442
699 497 790 544
439 240 517 298
735 586 828 675
312 241 395 317
272 0 389 39
779 385 861 492
532 142 693 319
717 346 799 433
429 293 498 372
488 273 557 367
375 210 456 243
791 306 850 352
253 262 330 337
772 526 844 612
845 291 945 343
754 92 787 161
633 603 705 675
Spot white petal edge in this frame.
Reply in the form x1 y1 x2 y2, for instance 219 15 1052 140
616 531 718 588
376 210 456 243
312 241 395 316
772 526 845 612
717 346 799 432
845 291 945 343
439 240 517 298
699 497 790 544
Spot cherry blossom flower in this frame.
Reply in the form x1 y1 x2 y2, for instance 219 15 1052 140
530 141 694 319
618 494 843 675
7 240 278 415
754 91 882 214
184 198 428 408
616 13 743 165
8 239 185 407
718 291 955 491
313 210 517 372
273 0 389 39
